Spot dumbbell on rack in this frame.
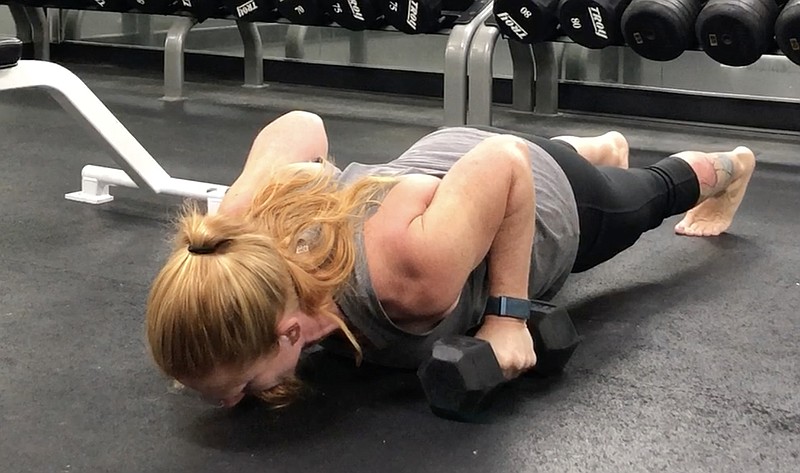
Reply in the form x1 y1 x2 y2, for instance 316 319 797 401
222 0 281 21
492 0 561 44
84 0 134 12
127 0 224 20
324 0 385 30
276 0 333 25
776 0 800 66
621 0 704 61
417 300 581 420
558 0 633 48
695 0 784 67
380 0 476 34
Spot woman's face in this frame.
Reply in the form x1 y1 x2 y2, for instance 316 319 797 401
180 335 302 408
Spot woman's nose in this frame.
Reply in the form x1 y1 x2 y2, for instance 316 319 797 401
218 393 245 408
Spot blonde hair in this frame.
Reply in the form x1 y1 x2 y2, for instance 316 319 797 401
146 161 392 405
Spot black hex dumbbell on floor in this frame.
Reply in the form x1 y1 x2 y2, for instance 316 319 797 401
417 300 581 421
558 0 633 48
776 0 800 66
621 0 706 61
695 0 785 67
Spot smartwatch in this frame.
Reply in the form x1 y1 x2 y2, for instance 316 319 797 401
484 296 531 321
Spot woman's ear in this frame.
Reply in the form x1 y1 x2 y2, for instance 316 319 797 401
278 319 302 346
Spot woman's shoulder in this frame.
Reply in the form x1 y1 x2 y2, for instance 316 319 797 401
361 173 447 326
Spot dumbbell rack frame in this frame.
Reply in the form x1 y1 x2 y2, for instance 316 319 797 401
0 1 496 210
467 21 561 125
0 59 228 212
3 0 496 124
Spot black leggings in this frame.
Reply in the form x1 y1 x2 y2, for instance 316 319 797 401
472 126 700 273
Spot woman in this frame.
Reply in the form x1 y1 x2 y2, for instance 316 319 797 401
145 111 755 408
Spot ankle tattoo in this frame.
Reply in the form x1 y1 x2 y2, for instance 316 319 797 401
698 153 734 197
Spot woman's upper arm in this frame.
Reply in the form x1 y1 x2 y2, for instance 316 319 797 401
371 135 531 317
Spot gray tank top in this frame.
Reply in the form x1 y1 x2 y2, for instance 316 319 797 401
324 127 580 368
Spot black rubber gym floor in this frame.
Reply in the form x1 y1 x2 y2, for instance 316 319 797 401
1 64 799 473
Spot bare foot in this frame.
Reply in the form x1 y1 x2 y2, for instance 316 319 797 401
552 131 629 168
674 146 756 236
602 131 630 169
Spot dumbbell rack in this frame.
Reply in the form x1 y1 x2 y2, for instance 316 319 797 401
0 1 499 209
2 0 496 125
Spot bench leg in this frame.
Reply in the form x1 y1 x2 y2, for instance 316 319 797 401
0 61 228 212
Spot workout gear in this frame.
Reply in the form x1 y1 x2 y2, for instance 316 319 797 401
418 300 580 420
324 0 385 30
484 296 531 320
0 37 22 69
776 0 800 66
380 0 476 34
695 0 783 67
558 0 634 48
476 127 701 273
621 0 704 61
492 0 562 44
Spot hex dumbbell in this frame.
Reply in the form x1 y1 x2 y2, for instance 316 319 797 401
417 300 581 421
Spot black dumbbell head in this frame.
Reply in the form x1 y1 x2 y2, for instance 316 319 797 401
125 0 180 14
695 0 780 67
84 0 133 12
325 0 384 30
493 0 561 44
381 0 444 34
222 0 280 21
558 0 634 48
0 36 22 70
527 301 581 376
776 0 800 66
417 336 506 420
621 0 702 61
277 0 333 25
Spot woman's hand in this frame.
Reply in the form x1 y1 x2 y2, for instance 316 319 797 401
475 315 537 380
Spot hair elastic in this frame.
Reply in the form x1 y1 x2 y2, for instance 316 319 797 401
187 239 231 255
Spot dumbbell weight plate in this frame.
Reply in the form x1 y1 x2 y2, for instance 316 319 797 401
85 0 133 12
325 0 384 30
223 0 280 21
776 0 800 66
558 0 633 49
125 0 181 14
621 0 699 61
695 0 779 67
277 0 333 25
492 0 561 44
417 336 506 421
381 0 444 34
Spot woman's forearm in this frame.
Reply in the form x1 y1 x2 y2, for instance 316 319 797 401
484 143 535 303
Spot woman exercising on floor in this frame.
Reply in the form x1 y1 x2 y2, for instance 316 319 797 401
145 111 755 408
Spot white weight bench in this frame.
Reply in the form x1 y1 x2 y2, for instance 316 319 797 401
0 36 228 214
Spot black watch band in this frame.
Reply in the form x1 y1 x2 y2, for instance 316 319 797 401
484 296 531 321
